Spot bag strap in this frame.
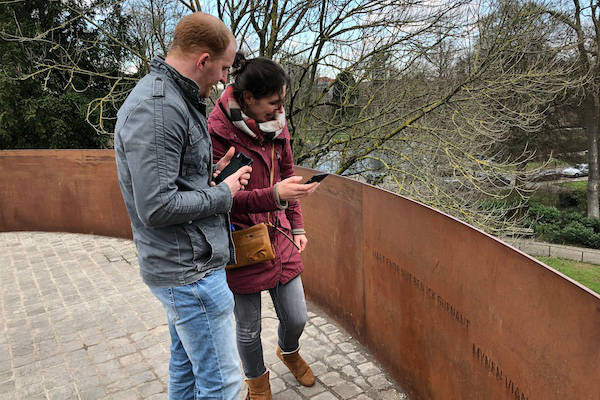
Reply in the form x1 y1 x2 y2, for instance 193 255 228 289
218 101 230 121
270 143 275 187
266 143 300 250
267 143 275 225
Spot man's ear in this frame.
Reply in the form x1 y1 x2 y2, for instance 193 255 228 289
196 52 210 70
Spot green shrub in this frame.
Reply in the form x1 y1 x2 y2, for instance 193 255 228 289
558 190 587 213
535 223 561 242
560 210 586 225
588 218 600 232
527 202 600 249
527 203 561 224
559 221 594 246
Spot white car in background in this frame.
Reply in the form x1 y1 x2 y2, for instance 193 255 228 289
561 164 589 178
576 163 589 175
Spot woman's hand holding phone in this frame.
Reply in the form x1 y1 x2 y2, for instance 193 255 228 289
277 176 319 201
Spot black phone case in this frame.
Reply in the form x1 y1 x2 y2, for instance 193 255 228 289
214 152 253 184
306 173 328 184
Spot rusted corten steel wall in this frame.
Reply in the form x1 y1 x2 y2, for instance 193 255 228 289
2 150 600 399
0 150 132 238
297 171 600 400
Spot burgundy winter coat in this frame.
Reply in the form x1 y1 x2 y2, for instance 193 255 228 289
208 100 305 294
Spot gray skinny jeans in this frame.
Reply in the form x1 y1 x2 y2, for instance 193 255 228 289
233 275 308 379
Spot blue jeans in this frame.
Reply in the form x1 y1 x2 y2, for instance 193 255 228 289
150 268 242 400
233 275 307 379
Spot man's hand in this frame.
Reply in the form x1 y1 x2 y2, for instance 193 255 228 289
212 147 236 184
277 176 319 201
293 234 308 252
224 165 252 196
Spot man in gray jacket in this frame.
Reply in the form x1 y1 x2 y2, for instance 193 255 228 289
114 12 250 400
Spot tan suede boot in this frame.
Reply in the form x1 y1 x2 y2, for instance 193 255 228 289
276 346 315 386
245 371 272 400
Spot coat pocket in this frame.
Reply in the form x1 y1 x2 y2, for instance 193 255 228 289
184 224 213 268
183 124 211 174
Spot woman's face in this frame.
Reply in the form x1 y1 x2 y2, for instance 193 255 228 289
243 85 286 123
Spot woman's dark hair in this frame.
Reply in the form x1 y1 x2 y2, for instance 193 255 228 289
231 52 289 102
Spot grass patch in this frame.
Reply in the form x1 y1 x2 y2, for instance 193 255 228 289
537 256 600 294
560 180 587 191
526 158 570 171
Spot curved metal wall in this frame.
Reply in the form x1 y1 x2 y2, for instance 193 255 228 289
0 150 131 238
1 150 599 399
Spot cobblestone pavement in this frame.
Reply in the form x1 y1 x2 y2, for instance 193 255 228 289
0 232 409 400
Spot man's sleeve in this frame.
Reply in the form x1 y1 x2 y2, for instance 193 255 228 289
120 99 232 227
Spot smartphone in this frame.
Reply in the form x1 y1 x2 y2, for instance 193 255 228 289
305 173 329 184
213 152 254 184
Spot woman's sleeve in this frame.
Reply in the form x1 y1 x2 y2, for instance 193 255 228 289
281 138 305 232
210 133 283 214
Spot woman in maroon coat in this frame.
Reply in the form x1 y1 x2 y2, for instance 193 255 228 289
208 53 319 399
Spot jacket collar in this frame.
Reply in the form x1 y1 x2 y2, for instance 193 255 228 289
150 56 206 115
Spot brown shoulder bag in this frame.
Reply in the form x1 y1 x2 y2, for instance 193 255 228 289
226 144 277 269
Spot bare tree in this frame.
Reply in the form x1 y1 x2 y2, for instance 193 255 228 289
536 0 600 217
125 0 189 71
203 0 577 231
1 0 580 232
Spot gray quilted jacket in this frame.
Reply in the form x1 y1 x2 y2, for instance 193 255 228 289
114 57 235 287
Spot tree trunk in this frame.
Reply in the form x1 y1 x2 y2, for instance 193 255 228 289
584 93 600 218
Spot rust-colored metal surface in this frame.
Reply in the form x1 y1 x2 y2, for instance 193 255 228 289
295 170 367 337
2 150 600 399
298 169 600 400
0 150 131 238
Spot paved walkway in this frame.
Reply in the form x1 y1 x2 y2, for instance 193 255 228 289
0 232 408 400
499 236 600 265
